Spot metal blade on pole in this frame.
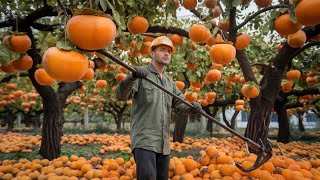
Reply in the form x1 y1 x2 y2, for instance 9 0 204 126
96 49 273 171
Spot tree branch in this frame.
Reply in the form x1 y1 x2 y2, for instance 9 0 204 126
0 73 29 83
222 106 231 128
190 9 203 20
57 81 83 108
290 41 320 60
230 110 240 129
236 4 289 30
236 51 257 83
274 24 320 68
24 6 58 23
228 7 237 43
31 23 58 31
0 19 14 29
120 104 128 114
146 26 189 37
286 88 320 97
110 103 120 112
285 101 303 109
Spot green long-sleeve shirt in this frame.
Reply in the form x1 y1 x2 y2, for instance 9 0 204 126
115 63 192 155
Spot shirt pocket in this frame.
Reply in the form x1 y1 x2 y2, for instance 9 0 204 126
142 81 156 103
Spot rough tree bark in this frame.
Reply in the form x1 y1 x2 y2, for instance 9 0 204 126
274 95 290 143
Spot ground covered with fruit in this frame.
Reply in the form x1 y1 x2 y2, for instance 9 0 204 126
0 132 320 179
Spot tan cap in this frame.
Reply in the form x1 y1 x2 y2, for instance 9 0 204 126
150 36 176 53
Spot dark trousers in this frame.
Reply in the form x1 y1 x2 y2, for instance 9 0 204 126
133 148 170 180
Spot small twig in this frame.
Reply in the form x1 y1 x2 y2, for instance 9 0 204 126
56 0 69 18
237 4 289 30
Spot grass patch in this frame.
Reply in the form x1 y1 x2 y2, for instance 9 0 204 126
171 148 202 160
0 149 42 161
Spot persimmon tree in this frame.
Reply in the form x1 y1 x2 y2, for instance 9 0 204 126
0 0 319 159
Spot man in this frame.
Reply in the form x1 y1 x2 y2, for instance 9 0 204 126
115 36 202 180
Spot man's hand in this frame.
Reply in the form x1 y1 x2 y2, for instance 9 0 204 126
132 67 148 79
190 102 202 114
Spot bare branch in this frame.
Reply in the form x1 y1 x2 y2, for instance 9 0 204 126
146 26 189 37
236 51 257 83
229 7 237 43
222 106 231 128
190 9 203 20
274 24 320 69
0 73 28 83
237 4 289 30
0 19 14 29
290 41 320 60
286 88 320 97
31 23 58 31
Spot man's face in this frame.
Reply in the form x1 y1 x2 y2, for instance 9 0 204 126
151 45 173 66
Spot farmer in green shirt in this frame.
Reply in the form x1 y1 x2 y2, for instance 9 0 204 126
115 36 202 180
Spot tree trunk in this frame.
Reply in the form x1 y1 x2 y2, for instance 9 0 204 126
7 111 14 131
297 112 305 132
116 113 122 132
204 106 219 133
275 103 290 143
34 112 41 129
245 103 272 153
39 100 62 160
173 112 188 143
231 111 240 130
24 112 31 127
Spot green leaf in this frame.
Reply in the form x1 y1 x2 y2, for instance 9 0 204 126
211 26 219 36
56 41 74 51
289 11 297 23
189 75 197 82
232 0 242 7
106 1 126 30
136 41 143 51
100 0 108 11
126 0 135 7
0 48 10 65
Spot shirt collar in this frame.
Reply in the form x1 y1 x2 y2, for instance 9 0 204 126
148 63 169 80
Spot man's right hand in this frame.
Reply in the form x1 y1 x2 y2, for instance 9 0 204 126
132 67 148 79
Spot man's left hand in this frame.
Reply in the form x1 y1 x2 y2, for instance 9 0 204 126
191 102 202 114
